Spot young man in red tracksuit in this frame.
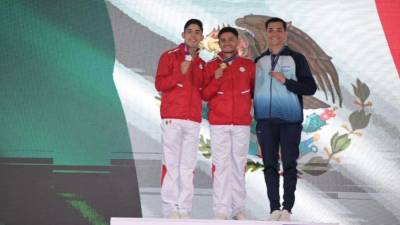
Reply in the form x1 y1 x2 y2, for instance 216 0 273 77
155 19 205 219
202 27 255 220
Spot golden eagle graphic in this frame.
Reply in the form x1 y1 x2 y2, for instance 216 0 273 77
202 15 343 109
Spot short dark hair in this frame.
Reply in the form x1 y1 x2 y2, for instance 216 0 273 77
217 27 239 39
265 17 287 31
184 19 203 32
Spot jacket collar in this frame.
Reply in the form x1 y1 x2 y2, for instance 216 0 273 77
266 45 289 55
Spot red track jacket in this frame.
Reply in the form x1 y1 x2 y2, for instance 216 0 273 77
155 44 205 123
202 53 255 125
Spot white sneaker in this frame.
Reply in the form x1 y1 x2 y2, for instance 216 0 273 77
279 209 291 221
233 212 247 220
179 212 191 219
214 213 228 220
269 210 281 221
167 211 180 219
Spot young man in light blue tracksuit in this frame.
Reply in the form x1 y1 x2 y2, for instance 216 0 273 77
254 17 317 221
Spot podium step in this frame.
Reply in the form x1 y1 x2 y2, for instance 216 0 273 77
111 218 338 225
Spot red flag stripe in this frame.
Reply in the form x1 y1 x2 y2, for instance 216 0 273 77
376 0 400 77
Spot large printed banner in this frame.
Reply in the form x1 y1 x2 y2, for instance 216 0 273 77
1 1 400 225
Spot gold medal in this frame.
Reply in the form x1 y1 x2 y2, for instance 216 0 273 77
220 63 227 69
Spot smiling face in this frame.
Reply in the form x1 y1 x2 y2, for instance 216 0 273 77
218 31 239 55
182 24 204 49
266 21 288 49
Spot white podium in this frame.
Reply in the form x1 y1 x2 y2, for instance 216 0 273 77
111 218 339 225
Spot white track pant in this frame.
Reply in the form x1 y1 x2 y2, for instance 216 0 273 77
160 119 200 217
211 125 250 217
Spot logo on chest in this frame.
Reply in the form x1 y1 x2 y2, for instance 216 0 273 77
280 66 292 74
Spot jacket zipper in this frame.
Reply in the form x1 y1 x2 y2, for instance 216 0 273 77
269 74 272 119
188 58 193 120
231 66 235 124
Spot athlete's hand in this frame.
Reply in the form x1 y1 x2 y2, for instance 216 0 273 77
214 67 225 79
270 71 286 84
180 60 191 75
